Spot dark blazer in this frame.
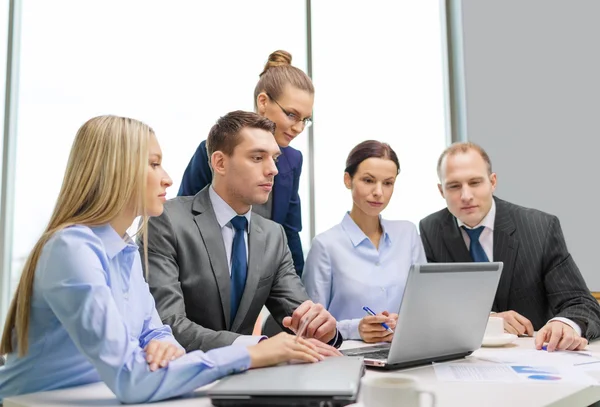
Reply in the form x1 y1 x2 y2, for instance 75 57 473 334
178 140 305 275
140 187 309 352
419 196 600 340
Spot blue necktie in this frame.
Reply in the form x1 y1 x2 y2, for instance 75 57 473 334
230 216 248 323
462 226 489 262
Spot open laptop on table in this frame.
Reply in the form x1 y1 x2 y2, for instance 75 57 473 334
208 356 364 407
342 262 503 369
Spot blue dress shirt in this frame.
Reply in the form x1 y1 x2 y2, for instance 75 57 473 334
0 224 251 404
302 213 426 340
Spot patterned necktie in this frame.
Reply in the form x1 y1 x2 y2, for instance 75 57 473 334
230 215 248 323
462 226 489 262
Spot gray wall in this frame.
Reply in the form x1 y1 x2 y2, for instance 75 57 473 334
456 0 600 289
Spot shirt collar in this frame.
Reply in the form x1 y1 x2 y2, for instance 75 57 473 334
91 224 136 259
209 185 252 231
341 212 391 247
456 199 496 231
381 220 392 244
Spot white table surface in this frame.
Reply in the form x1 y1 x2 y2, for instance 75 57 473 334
5 338 600 407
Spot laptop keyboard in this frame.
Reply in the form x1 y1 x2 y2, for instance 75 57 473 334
342 344 390 359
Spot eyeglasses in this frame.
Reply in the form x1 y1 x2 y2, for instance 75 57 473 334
266 93 313 128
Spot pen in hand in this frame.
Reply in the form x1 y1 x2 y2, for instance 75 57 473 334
363 306 394 334
295 317 310 343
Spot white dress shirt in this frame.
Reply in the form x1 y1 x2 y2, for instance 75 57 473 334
208 186 264 345
457 199 581 335
457 199 496 262
209 185 251 275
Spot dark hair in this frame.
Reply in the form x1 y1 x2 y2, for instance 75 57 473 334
436 141 492 180
253 50 314 108
206 110 276 157
345 140 400 177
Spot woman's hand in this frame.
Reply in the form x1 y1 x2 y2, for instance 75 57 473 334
306 338 343 357
247 333 325 368
144 340 185 371
358 311 397 343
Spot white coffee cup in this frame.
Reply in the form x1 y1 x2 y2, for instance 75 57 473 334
484 316 505 338
360 374 436 407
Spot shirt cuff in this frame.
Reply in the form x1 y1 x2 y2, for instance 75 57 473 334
232 335 266 347
549 317 582 336
326 329 344 348
199 344 252 375
337 319 361 341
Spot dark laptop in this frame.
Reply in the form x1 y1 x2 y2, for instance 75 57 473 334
342 262 503 369
208 356 364 407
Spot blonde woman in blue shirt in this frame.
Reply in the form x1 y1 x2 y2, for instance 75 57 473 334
0 115 328 403
303 140 426 343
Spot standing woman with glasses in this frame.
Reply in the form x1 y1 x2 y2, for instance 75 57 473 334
179 50 313 276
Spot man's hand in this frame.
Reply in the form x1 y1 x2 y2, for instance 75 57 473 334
282 300 337 343
535 321 588 352
358 311 397 343
495 310 534 336
144 340 185 372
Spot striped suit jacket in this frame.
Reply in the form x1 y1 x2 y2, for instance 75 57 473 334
419 196 600 340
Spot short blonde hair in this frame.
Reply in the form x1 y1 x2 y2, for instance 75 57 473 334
1 115 152 356
437 141 493 180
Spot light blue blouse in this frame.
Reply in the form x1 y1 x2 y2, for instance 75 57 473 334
0 224 250 404
302 213 426 340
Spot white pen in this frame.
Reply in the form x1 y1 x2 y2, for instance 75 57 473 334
295 317 310 343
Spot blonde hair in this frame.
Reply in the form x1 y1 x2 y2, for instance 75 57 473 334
0 115 152 356
253 50 314 108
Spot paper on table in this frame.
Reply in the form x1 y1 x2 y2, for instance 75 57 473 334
472 348 600 367
434 363 519 383
434 363 597 384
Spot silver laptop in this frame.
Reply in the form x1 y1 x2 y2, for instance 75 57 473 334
208 356 364 406
342 262 503 369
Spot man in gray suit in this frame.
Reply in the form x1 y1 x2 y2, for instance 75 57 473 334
419 142 600 351
141 111 341 353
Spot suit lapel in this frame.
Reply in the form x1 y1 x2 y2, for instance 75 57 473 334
441 213 472 262
192 190 231 328
492 197 519 311
231 219 265 332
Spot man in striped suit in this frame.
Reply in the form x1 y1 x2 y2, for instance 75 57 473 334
419 142 600 351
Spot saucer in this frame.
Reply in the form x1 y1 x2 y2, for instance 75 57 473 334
481 333 517 347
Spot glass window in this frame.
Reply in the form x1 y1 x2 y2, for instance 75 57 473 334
11 0 308 292
0 0 9 185
311 1 447 234
0 0 11 321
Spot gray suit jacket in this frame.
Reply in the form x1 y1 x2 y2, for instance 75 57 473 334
140 187 309 352
419 196 600 340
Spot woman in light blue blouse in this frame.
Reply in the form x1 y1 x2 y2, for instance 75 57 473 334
0 115 325 404
302 140 426 343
